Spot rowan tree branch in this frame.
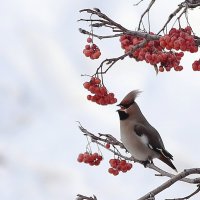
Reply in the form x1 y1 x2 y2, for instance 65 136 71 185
77 123 200 185
166 184 200 200
79 5 200 78
77 1 200 200
79 9 128 32
138 169 200 200
157 4 185 34
79 28 123 39
76 194 97 200
77 122 200 199
138 0 156 31
94 39 147 75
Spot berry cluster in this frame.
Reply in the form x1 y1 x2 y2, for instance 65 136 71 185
83 77 117 105
77 152 103 166
157 52 184 72
83 37 101 59
159 26 198 53
192 60 200 71
120 34 184 72
108 158 133 176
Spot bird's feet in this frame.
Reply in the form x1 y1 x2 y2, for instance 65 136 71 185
141 160 153 168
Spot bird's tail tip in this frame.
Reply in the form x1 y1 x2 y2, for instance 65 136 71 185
159 155 177 172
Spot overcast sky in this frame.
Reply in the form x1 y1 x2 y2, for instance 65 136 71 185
0 0 200 200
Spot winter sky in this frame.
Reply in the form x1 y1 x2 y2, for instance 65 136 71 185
0 0 200 200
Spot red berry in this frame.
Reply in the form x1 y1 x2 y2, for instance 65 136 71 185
87 37 93 43
89 162 95 166
113 169 119 176
120 160 126 166
83 82 90 90
159 66 164 72
94 77 101 84
83 50 92 57
94 160 101 166
93 51 101 59
77 153 84 162
97 155 103 161
165 66 171 72
126 163 133 170
109 159 117 168
85 45 90 50
105 143 110 149
108 168 115 174
99 87 107 95
92 153 98 160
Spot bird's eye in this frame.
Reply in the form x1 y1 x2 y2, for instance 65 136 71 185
121 105 126 109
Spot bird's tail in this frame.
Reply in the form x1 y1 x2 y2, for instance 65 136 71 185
159 155 177 172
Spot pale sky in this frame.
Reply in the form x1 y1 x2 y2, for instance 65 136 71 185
0 0 200 200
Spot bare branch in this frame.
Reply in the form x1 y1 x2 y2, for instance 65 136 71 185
77 2 200 200
79 28 123 39
138 169 200 200
78 122 125 148
78 123 200 184
186 0 200 8
94 39 147 75
134 0 146 6
157 4 184 34
79 9 128 32
77 123 200 200
166 184 200 200
78 122 147 163
148 164 200 184
76 194 97 200
138 0 156 31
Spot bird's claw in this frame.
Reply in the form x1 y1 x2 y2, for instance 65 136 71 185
141 160 153 168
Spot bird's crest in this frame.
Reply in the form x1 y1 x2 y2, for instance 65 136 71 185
118 90 142 108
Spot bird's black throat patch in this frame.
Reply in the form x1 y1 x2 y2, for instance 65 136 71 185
117 110 129 120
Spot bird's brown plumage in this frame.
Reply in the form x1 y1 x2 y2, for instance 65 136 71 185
117 90 177 172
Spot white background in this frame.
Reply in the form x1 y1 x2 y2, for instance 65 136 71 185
0 0 200 199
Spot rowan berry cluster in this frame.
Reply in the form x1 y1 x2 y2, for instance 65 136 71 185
77 152 103 166
120 34 184 72
83 77 117 105
108 158 133 176
83 37 101 59
159 26 198 53
158 52 184 72
192 60 200 71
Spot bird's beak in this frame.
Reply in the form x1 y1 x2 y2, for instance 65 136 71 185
116 104 126 112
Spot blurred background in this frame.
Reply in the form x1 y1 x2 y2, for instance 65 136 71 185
0 0 200 199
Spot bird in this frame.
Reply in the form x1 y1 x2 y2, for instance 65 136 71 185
117 90 177 172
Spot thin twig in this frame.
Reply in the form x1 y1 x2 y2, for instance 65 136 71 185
78 123 200 184
138 169 200 200
166 184 200 200
94 39 147 75
79 28 123 39
138 0 156 31
186 1 200 8
157 4 184 34
79 9 128 32
134 0 146 6
76 194 97 200
148 164 200 184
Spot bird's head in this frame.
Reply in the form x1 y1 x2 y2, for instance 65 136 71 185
117 90 142 120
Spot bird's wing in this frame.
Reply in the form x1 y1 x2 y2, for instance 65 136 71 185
134 124 173 160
